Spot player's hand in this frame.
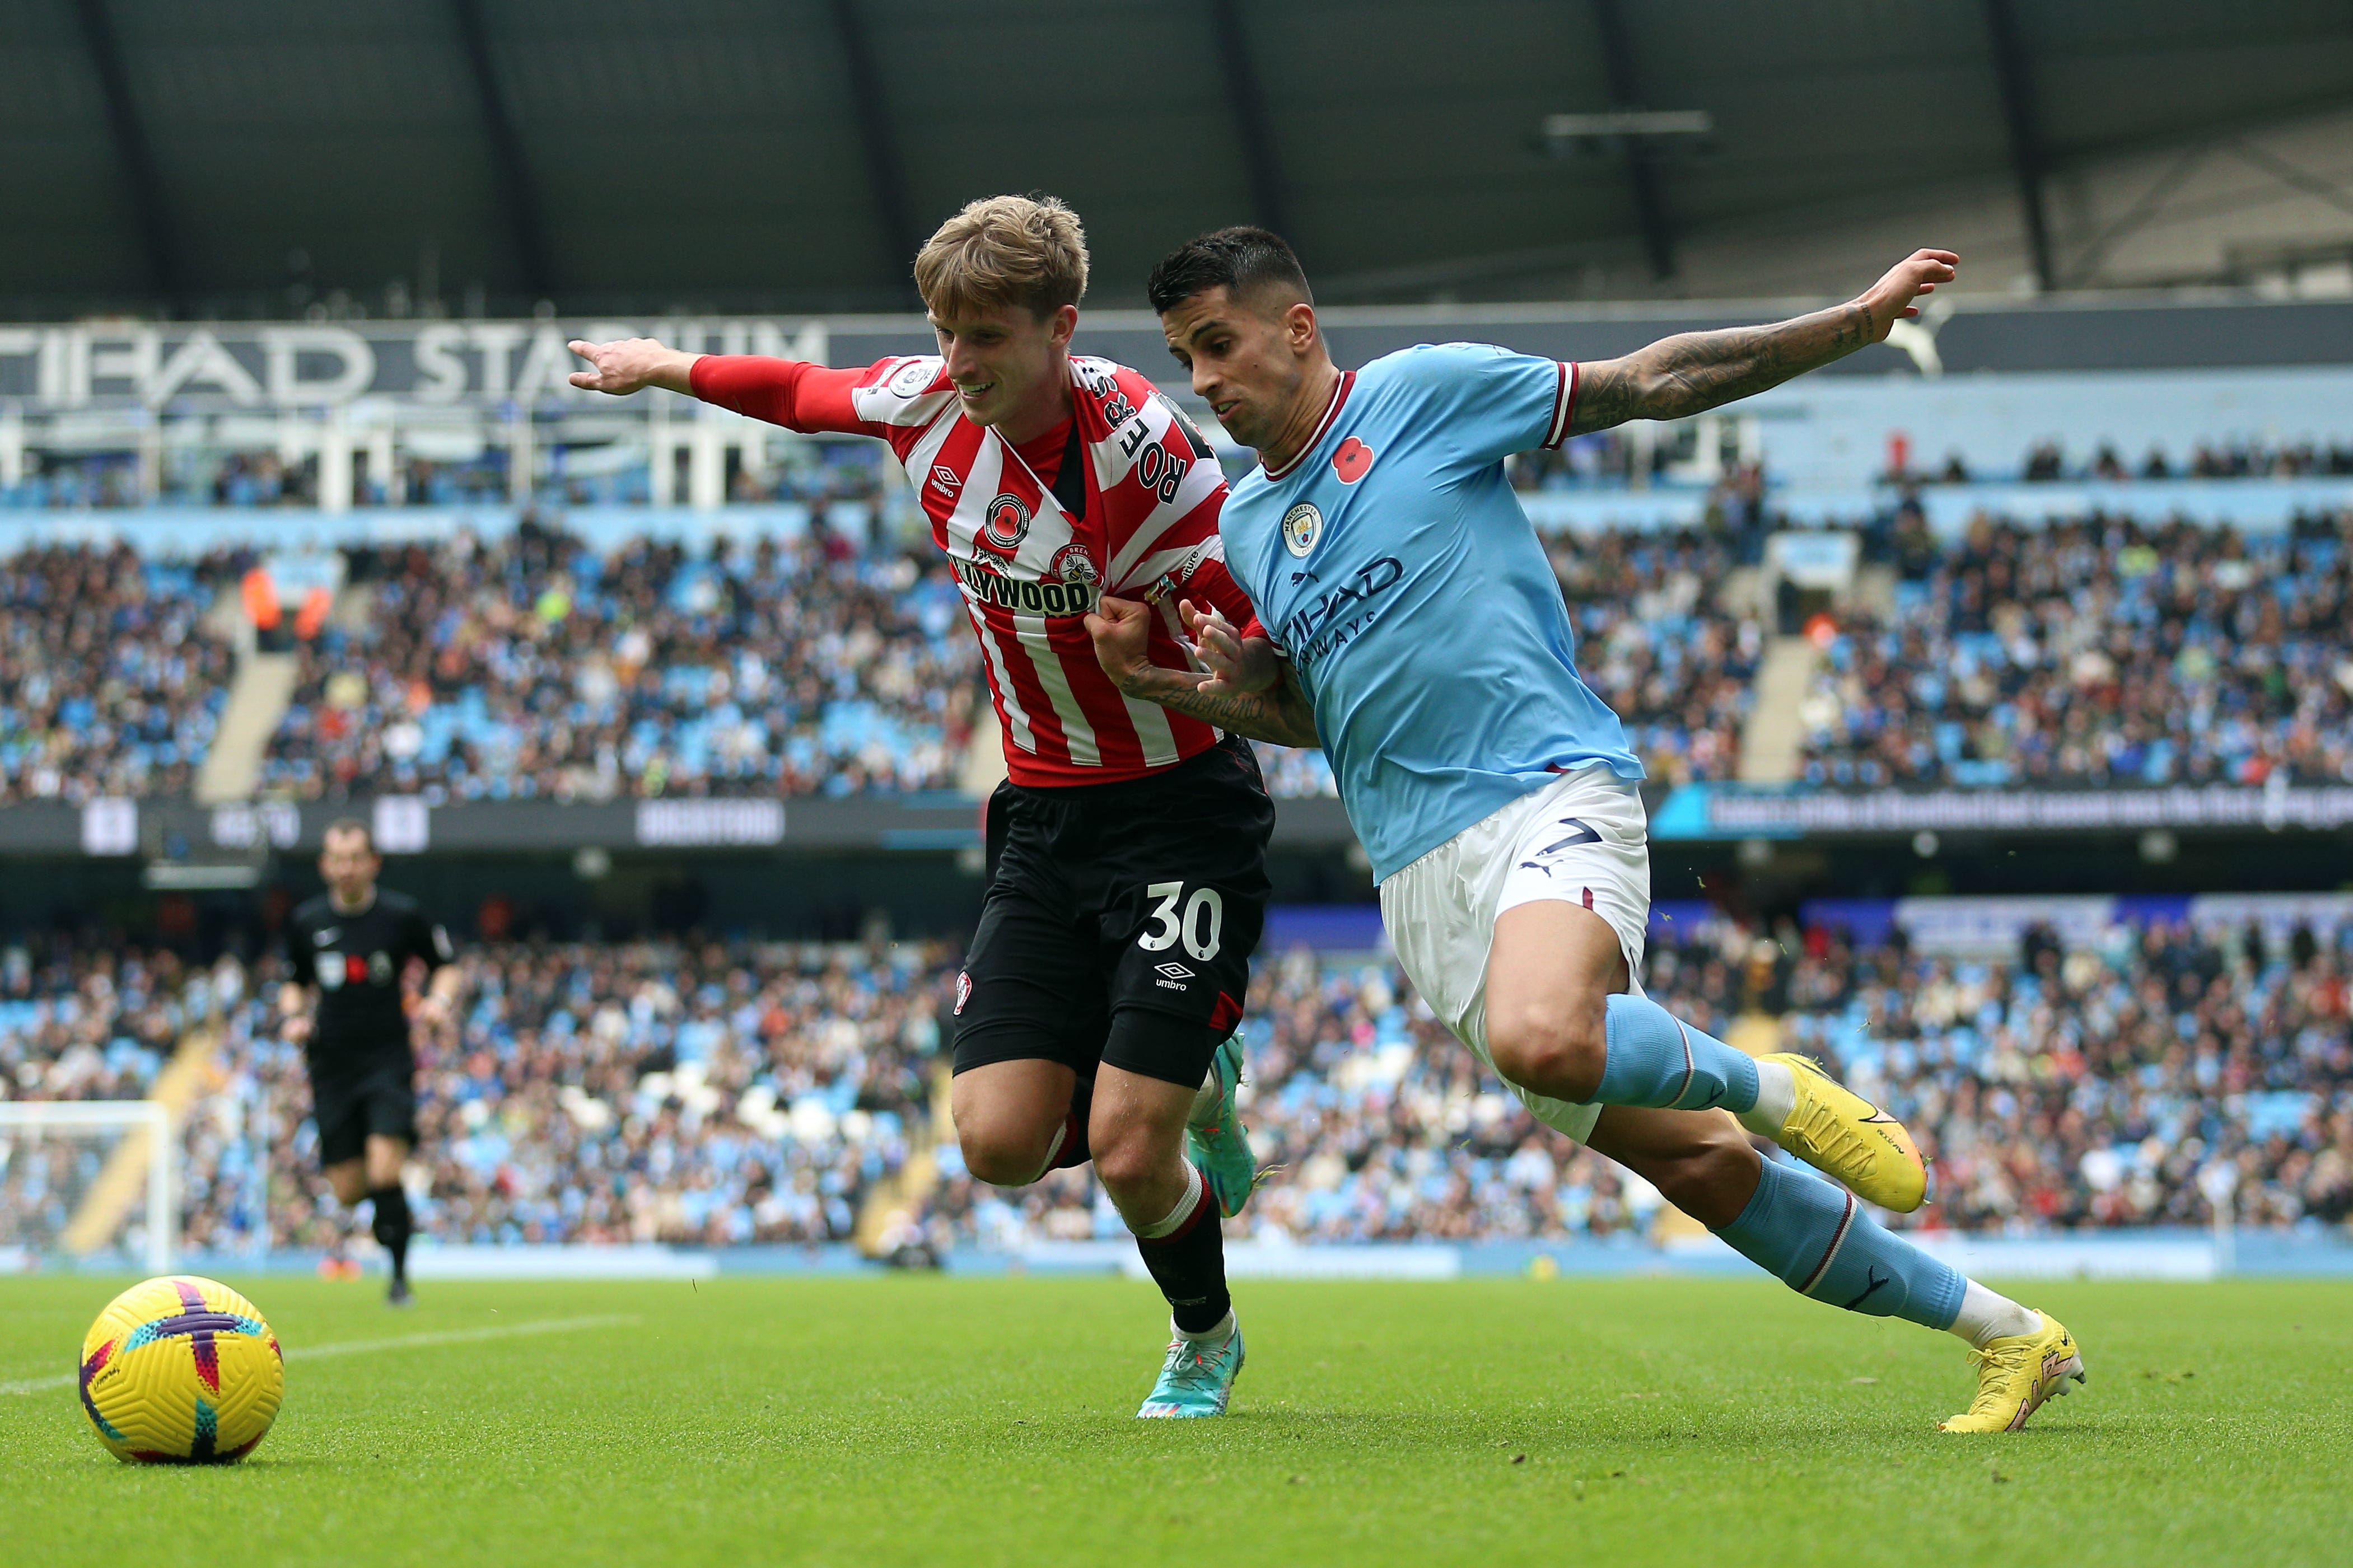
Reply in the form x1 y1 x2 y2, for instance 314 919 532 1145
1084 595 1157 694
1854 250 1958 341
1178 600 1278 696
567 338 698 396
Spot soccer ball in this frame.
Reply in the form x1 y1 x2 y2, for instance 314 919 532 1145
79 1275 284 1464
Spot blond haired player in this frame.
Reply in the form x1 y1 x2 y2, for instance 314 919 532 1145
569 196 1270 1417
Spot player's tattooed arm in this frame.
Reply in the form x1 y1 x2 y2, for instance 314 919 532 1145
1567 249 1958 435
1086 596 1322 748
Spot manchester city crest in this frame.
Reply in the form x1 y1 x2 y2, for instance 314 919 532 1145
1282 501 1323 558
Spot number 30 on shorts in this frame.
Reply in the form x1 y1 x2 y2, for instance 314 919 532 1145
1138 881 1224 961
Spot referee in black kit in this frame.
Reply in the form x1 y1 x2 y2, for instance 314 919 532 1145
277 818 459 1305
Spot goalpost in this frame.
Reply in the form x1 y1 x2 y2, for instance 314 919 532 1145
0 1101 175 1275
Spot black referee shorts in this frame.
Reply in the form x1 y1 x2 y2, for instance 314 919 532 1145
309 1058 418 1168
952 734 1273 1090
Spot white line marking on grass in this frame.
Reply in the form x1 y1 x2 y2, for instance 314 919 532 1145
0 1314 639 1396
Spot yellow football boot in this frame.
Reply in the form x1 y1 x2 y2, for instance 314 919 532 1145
1758 1053 1929 1211
1940 1312 2085 1433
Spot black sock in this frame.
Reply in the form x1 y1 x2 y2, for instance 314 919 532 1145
1133 1167 1231 1335
1048 1076 1095 1172
368 1185 412 1282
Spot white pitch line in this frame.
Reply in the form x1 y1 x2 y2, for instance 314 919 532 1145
0 1313 638 1397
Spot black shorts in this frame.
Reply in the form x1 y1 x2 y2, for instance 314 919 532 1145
952 734 1273 1089
309 1059 418 1167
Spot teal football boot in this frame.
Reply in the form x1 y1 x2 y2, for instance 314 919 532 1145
1136 1319 1245 1419
1187 1034 1255 1219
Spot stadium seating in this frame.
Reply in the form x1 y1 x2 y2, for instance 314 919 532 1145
0 543 235 804
0 938 946 1253
3 909 2342 1253
232 517 1756 802
1801 514 2353 787
258 522 982 802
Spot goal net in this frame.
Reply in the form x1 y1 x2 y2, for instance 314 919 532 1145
0 1102 175 1274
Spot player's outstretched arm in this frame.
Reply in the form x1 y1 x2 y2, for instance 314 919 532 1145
1568 249 1957 434
1086 596 1320 748
567 338 700 396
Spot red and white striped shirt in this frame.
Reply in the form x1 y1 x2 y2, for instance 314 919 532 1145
690 353 1259 788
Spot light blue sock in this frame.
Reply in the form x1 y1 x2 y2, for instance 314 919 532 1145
1716 1156 1964 1330
1595 994 1761 1112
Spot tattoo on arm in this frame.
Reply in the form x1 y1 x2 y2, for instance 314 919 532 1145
1119 666 1320 749
1568 301 1876 435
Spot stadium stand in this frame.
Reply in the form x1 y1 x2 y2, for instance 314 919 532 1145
1801 512 2353 788
2 907 2346 1255
0 512 1749 804
1903 438 2353 485
257 520 981 802
0 937 947 1253
0 542 236 804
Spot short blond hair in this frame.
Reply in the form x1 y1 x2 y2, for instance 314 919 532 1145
914 194 1089 320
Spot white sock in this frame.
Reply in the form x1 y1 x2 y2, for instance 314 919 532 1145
1135 1167 1206 1240
1948 1280 2041 1347
1736 1059 1796 1137
1173 1309 1235 1342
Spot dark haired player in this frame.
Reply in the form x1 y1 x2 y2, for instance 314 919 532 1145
278 818 458 1305
1094 226 2085 1435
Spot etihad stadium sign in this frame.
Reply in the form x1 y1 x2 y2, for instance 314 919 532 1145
0 319 828 410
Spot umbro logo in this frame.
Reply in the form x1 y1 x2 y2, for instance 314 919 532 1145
932 465 962 495
1154 962 1194 981
313 928 340 944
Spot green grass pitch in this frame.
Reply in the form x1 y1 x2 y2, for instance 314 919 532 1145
2 1275 2347 1567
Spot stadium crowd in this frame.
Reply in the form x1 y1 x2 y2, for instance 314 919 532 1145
11 504 2353 808
1802 513 2353 787
0 542 235 804
2 906 2346 1257
260 519 980 802
924 909 2353 1248
0 935 946 1255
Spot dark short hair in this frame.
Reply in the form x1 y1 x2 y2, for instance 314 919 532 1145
1146 226 1311 316
323 816 374 853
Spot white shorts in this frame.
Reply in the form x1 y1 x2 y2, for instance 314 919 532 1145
1379 766 1652 1147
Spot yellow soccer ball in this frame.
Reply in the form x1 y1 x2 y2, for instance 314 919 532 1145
80 1276 284 1464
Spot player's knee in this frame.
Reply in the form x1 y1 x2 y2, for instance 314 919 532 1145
956 1120 1054 1188
1089 1129 1163 1201
1484 993 1607 1101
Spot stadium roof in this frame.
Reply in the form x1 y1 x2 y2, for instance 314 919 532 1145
8 0 2353 319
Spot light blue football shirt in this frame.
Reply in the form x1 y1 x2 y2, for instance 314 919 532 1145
1221 343 1643 881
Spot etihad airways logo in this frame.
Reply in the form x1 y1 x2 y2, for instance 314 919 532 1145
1279 555 1404 675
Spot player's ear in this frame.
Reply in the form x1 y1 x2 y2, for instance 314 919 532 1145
1045 303 1079 350
1283 301 1318 358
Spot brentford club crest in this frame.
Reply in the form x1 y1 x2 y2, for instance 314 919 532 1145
1051 543 1101 587
979 493 1032 555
